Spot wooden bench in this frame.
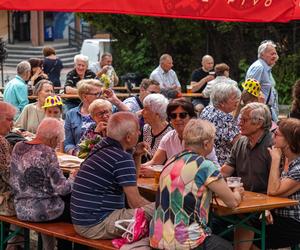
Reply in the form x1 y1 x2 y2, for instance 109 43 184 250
0 215 116 250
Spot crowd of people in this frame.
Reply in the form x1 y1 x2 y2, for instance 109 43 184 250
0 40 300 250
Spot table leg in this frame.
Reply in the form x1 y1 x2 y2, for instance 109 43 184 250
261 211 266 250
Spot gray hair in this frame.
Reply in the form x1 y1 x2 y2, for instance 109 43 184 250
143 93 169 120
258 40 276 59
211 83 241 107
107 112 139 141
101 52 112 60
16 61 31 76
183 119 216 149
36 117 64 142
0 101 17 120
74 54 89 65
33 79 53 96
240 102 272 130
88 99 112 116
77 79 103 99
159 54 172 64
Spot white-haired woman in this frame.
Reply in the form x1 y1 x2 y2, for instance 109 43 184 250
10 118 77 249
150 119 243 250
64 54 96 112
77 99 112 158
15 79 54 134
141 93 172 159
200 83 241 165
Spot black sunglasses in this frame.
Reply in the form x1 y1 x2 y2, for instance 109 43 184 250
169 112 189 120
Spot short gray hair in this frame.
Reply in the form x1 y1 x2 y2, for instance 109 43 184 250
211 83 241 107
183 119 216 149
74 54 89 65
33 79 53 96
89 99 112 116
16 61 31 76
0 101 17 120
107 112 139 141
258 40 276 59
240 102 272 130
36 117 64 142
143 93 169 120
159 54 172 64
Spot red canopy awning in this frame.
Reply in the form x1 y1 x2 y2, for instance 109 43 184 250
0 0 297 23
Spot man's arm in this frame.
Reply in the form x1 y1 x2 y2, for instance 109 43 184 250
65 86 78 94
123 186 150 208
221 163 235 177
191 75 214 93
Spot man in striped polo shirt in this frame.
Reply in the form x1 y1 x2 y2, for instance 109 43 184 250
71 112 153 239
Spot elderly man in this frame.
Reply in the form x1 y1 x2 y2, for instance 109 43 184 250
90 52 119 87
190 55 215 110
246 40 279 121
71 112 153 239
123 78 160 113
64 54 96 112
221 102 273 250
3 61 31 119
150 54 181 92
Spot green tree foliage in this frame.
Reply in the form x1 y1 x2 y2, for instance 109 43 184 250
80 13 300 104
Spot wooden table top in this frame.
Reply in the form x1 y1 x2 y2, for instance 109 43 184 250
212 191 299 216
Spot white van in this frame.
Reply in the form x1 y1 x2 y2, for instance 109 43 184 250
80 39 112 65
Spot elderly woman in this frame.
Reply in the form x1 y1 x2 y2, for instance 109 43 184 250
10 118 76 249
143 99 219 168
64 79 128 155
77 99 112 158
0 102 16 216
251 118 300 249
202 63 237 99
64 54 96 112
15 79 54 133
200 83 241 165
141 93 172 159
150 119 242 250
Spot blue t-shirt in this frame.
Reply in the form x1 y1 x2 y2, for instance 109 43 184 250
71 137 137 226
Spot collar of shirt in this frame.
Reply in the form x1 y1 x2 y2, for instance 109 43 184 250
258 58 272 72
15 75 26 84
158 65 169 74
246 130 271 149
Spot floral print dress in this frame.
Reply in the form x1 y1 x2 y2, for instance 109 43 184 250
10 142 73 222
0 136 15 216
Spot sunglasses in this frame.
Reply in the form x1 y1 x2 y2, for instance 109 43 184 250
169 112 189 120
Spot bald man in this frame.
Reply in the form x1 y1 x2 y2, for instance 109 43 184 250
190 55 215 111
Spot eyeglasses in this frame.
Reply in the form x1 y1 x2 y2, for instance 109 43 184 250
85 91 103 97
169 112 189 120
94 110 111 117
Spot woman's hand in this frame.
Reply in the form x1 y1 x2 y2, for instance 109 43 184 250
95 122 107 136
268 146 282 164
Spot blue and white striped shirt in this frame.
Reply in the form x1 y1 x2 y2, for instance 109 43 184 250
71 137 137 226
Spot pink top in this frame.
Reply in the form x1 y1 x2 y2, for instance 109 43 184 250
158 130 219 167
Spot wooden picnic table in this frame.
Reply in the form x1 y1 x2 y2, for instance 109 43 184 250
28 92 203 100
